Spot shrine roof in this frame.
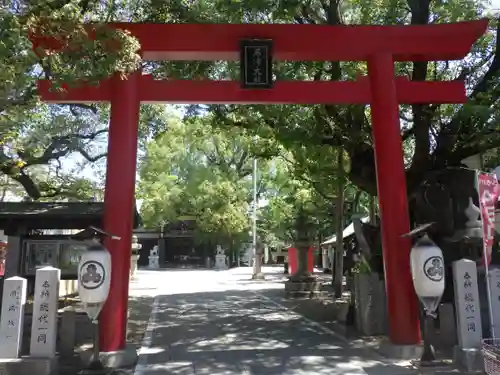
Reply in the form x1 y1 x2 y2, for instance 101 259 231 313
0 201 141 231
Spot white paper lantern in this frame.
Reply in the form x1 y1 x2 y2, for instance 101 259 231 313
77 243 112 304
410 234 445 298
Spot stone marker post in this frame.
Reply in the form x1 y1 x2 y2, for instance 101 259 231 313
0 276 27 358
148 246 159 269
453 259 482 348
488 268 500 337
30 266 60 358
452 259 484 372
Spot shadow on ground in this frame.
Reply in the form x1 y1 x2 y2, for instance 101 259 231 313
137 288 417 375
57 294 155 375
128 295 156 348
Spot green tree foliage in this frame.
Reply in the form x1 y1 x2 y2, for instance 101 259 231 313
0 0 168 199
259 155 341 278
3 0 498 207
260 165 318 244
259 155 340 245
154 0 498 199
138 115 278 247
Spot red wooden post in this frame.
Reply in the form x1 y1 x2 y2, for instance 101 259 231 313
368 54 421 344
99 72 141 352
288 248 297 274
308 247 314 272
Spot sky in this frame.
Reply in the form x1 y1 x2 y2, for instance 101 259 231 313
60 106 184 183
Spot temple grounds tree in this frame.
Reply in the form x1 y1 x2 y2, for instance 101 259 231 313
0 0 165 198
260 161 334 279
3 0 498 202
174 0 498 198
138 116 277 252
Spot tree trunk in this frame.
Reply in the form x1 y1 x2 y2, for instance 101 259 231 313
369 196 377 224
297 243 308 275
236 239 240 267
333 151 345 298
352 189 362 212
251 157 264 279
252 246 264 279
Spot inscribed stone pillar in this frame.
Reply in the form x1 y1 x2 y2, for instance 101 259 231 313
30 266 60 358
489 267 500 336
452 259 482 349
0 276 27 358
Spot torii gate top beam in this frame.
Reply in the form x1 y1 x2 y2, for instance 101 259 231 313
32 20 489 62
37 76 467 104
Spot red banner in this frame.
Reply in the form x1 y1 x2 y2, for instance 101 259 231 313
0 241 6 277
478 172 500 266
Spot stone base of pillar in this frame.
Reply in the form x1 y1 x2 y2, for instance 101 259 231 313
453 347 483 373
0 357 57 375
251 272 265 280
376 339 423 360
79 343 138 369
284 279 323 298
130 255 140 280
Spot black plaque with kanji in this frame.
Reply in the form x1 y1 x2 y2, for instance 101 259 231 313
240 39 273 89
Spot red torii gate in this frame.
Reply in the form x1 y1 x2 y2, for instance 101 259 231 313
31 19 488 353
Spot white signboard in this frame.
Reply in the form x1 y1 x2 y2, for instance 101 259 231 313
453 259 482 349
30 266 60 358
0 277 27 358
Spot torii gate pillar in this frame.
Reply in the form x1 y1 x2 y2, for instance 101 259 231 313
368 54 420 343
100 73 141 351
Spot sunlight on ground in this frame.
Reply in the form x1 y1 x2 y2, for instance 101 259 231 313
138 347 166 355
193 334 290 351
132 267 419 375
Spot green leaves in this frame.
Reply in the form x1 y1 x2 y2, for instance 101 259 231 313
1 0 498 210
0 0 150 198
138 115 265 246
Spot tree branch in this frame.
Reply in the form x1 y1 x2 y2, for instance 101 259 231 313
407 0 431 177
435 18 500 157
2 128 108 199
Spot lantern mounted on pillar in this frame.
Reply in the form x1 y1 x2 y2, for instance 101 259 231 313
73 226 120 375
240 39 273 89
404 224 445 365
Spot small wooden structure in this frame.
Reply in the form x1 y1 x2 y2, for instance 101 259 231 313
0 202 140 298
321 216 370 271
